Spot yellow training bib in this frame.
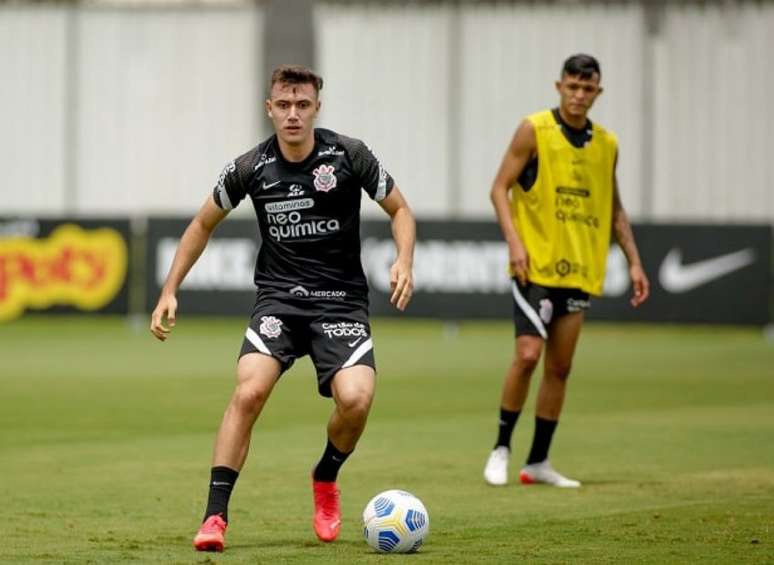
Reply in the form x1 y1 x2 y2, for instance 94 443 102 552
510 109 617 295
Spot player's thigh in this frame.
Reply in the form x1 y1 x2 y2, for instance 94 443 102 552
544 311 585 372
236 352 283 395
330 364 376 414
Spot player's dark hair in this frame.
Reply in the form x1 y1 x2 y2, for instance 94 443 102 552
270 65 324 96
561 54 601 80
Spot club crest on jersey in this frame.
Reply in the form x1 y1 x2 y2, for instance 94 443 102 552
313 164 337 192
259 316 283 339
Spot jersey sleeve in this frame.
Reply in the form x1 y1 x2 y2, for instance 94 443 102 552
212 156 249 211
341 136 395 202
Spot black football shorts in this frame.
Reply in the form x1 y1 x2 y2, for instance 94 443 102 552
239 299 375 397
511 279 590 339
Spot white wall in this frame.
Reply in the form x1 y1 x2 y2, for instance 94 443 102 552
315 3 453 218
1 5 263 216
316 1 773 223
0 7 68 213
2 2 773 222
458 2 644 218
652 2 774 221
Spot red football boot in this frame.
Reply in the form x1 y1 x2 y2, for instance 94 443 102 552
312 478 341 542
193 514 227 552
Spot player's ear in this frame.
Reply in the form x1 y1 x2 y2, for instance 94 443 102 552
265 99 272 118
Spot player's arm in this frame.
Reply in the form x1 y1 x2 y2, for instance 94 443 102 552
611 153 650 307
490 120 536 285
150 195 228 340
378 186 416 311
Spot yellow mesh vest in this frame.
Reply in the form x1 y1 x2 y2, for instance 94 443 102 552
510 109 617 295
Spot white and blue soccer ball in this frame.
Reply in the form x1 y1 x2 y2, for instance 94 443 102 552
362 489 429 553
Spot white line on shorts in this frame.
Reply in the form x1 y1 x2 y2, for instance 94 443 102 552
511 281 548 339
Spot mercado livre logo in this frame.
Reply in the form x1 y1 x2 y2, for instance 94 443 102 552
0 224 128 321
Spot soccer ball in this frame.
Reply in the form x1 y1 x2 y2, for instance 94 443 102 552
362 489 429 553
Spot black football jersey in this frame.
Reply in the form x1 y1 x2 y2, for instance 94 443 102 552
212 128 395 307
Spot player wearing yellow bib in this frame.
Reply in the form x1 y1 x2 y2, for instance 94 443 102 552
483 54 650 487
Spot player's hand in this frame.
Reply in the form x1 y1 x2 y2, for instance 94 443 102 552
629 264 650 307
389 258 414 311
150 293 178 341
509 239 530 286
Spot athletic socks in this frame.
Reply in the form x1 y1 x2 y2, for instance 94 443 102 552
526 416 559 465
203 466 239 523
313 439 352 482
494 408 521 450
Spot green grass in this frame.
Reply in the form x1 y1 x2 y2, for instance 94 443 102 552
1 317 773 564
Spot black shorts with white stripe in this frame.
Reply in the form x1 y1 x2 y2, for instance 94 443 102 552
239 298 375 397
511 279 590 339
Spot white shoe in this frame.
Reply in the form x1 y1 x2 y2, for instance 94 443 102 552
519 460 581 488
483 446 510 486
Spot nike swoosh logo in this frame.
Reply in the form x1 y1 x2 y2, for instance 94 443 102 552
262 180 281 190
347 337 363 348
659 248 756 293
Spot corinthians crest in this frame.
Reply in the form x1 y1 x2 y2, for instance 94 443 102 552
259 316 283 339
312 164 337 192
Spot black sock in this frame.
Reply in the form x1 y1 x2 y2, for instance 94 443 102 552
526 417 558 464
494 408 521 450
313 439 352 482
203 466 239 523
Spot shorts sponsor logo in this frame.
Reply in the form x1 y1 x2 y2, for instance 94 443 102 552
290 285 346 299
313 164 337 192
290 285 310 297
322 321 367 339
567 298 590 312
264 198 314 213
259 315 283 339
538 298 553 323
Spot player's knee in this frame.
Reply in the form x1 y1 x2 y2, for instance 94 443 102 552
233 381 270 413
546 362 572 382
337 390 373 421
516 348 541 371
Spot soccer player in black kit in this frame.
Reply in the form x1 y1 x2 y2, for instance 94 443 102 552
150 65 416 552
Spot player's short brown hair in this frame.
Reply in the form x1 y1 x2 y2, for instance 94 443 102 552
270 65 324 96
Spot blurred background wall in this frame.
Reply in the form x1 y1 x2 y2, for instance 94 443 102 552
2 0 772 222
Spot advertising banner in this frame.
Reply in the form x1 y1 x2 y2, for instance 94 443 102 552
145 218 259 315
361 221 772 325
146 217 771 325
0 218 131 321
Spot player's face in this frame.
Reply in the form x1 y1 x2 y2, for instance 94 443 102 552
555 73 603 119
266 82 320 146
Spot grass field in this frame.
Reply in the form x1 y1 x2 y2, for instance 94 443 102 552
1 317 773 564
